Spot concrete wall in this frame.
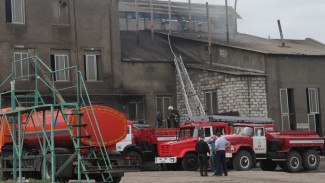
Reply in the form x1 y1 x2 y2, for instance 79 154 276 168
122 62 177 127
265 55 325 136
177 68 268 123
0 0 122 94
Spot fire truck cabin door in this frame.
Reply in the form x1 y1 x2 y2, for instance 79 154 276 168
253 127 267 154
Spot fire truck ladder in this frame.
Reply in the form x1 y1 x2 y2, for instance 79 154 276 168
168 35 205 117
0 56 114 183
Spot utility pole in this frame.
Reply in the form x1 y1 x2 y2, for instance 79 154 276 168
188 0 192 34
150 0 154 44
206 2 212 65
168 0 171 35
234 0 237 37
135 0 139 44
225 0 229 43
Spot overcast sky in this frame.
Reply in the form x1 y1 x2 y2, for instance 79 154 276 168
185 0 325 44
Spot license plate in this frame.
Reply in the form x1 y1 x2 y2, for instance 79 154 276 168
155 157 177 164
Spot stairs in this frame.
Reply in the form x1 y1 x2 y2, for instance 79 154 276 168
60 104 113 182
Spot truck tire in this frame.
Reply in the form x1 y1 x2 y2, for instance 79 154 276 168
42 154 56 181
233 150 253 171
182 153 199 171
285 151 302 173
302 149 320 171
260 160 277 171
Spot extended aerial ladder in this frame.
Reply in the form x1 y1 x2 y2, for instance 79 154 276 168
168 35 205 117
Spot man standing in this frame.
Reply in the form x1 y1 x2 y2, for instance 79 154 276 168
206 135 217 175
156 109 163 128
167 106 180 128
215 133 230 176
195 135 210 176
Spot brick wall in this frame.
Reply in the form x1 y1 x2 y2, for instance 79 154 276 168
176 68 268 122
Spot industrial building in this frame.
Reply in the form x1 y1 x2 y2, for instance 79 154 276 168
1 0 325 137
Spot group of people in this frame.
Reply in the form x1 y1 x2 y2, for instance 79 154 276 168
195 133 230 177
156 106 180 128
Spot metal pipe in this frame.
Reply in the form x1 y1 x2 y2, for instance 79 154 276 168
277 19 285 47
51 106 55 183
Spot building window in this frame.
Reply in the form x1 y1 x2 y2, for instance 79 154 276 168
5 0 25 24
205 91 217 115
84 55 98 81
14 52 28 79
280 89 296 130
307 88 320 133
129 102 144 121
51 55 69 81
156 96 171 122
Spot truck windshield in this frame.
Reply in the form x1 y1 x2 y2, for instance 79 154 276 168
231 126 253 136
179 127 198 138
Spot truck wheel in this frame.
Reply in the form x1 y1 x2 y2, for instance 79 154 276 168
182 153 198 171
302 149 320 171
260 160 277 171
233 150 253 171
285 151 302 173
42 154 56 181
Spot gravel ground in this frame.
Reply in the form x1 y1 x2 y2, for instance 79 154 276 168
120 158 325 183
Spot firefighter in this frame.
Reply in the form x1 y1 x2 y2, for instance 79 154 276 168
195 135 210 176
207 135 217 175
167 106 180 128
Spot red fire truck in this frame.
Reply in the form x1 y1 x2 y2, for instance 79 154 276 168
155 120 231 171
115 121 179 167
224 123 325 172
154 116 275 171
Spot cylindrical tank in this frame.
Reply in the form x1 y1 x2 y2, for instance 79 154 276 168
23 105 127 150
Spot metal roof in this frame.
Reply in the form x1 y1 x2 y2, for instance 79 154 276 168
165 32 325 56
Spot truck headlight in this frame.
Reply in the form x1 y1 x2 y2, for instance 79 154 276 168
230 145 235 151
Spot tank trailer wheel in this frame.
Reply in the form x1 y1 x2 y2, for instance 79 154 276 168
182 153 199 171
233 150 253 171
285 151 302 173
303 149 320 171
42 154 56 181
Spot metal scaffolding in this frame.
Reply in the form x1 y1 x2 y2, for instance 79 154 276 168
0 56 113 182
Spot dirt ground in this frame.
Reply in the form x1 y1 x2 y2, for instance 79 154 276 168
120 158 325 183
4 158 325 182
